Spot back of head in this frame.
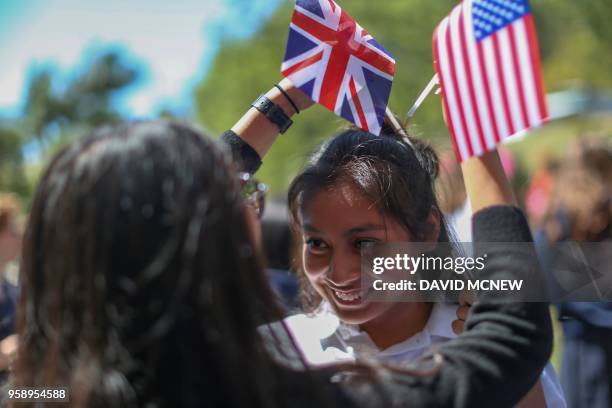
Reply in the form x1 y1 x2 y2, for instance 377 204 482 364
16 121 285 407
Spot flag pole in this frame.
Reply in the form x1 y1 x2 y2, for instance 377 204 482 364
384 106 413 148
406 74 439 119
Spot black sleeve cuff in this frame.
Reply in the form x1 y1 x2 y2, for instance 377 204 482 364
219 130 263 174
472 205 533 243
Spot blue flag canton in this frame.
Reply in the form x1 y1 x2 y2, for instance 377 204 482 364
297 0 325 18
472 0 531 41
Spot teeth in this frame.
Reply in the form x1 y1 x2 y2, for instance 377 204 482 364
335 290 361 302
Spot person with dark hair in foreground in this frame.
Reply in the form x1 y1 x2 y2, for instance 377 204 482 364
12 118 551 407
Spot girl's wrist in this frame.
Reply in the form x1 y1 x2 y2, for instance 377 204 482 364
271 78 314 113
229 79 313 159
461 150 517 213
265 86 299 117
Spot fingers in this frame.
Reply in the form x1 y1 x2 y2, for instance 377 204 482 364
452 319 465 335
452 303 472 334
456 305 470 321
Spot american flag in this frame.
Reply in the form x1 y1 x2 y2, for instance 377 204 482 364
433 0 548 161
281 0 395 135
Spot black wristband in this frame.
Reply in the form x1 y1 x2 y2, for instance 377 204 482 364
251 95 293 134
274 84 300 114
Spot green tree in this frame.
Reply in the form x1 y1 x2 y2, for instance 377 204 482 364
0 50 140 199
0 125 28 196
533 1 612 91
22 52 139 147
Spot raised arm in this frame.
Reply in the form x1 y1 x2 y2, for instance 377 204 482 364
461 152 550 408
461 149 518 212
411 135 549 406
229 78 313 158
220 78 312 174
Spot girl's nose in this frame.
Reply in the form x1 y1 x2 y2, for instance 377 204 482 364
325 249 361 287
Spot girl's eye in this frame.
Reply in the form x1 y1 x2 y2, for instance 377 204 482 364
305 238 329 253
354 238 379 249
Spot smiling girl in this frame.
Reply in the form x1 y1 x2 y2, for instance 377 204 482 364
285 121 448 352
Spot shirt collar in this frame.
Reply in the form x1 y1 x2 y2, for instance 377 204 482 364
328 302 458 357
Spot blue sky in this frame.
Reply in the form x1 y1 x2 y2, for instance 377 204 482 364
0 0 282 118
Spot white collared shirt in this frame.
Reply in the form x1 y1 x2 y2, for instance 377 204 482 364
284 302 566 407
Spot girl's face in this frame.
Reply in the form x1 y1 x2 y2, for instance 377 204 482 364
299 180 415 325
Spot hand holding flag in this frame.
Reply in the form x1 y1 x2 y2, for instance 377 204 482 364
281 0 395 135
433 0 548 162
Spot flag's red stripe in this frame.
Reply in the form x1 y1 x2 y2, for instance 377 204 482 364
433 23 462 162
292 9 337 43
446 20 474 158
492 33 515 136
508 23 530 128
281 50 324 77
337 11 395 76
349 77 369 132
459 12 487 153
319 49 351 110
524 14 548 121
476 41 501 143
353 45 395 76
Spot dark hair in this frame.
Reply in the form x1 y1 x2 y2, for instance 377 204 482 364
288 118 453 310
15 121 313 407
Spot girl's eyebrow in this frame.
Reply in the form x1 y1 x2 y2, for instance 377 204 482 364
302 223 385 236
343 224 386 237
302 223 322 233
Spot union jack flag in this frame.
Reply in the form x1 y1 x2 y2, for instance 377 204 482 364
281 0 395 135
434 0 548 162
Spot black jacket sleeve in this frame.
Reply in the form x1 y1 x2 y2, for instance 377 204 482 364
219 130 262 174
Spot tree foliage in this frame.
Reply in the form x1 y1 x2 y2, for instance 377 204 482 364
0 51 140 198
0 126 28 196
23 52 138 143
